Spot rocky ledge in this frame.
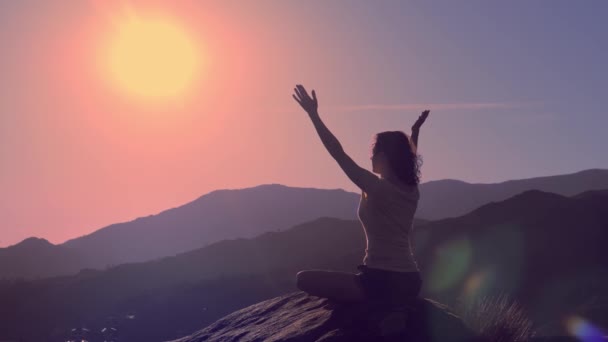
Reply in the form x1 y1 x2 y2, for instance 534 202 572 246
167 291 476 342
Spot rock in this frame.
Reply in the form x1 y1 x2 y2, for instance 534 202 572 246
167 291 476 342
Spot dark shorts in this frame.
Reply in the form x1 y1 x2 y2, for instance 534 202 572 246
356 264 422 304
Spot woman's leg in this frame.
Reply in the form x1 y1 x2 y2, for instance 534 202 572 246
296 269 366 302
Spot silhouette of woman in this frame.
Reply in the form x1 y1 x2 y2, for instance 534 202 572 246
292 84 430 306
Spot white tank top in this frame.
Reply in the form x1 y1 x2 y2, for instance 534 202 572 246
357 179 420 272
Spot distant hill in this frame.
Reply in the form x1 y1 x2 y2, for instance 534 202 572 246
413 188 608 335
0 237 86 279
1 184 362 279
2 168 607 280
0 216 377 342
0 189 606 340
416 168 608 220
60 184 361 269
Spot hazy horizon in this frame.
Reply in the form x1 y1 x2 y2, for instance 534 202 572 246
2 1 607 247
2 167 604 248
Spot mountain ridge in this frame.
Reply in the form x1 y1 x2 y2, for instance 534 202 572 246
1 188 606 339
3 168 608 280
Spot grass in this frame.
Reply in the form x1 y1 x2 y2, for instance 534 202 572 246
457 292 536 341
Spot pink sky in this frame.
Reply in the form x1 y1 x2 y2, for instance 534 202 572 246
2 1 606 247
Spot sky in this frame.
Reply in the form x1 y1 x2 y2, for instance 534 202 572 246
1 0 607 247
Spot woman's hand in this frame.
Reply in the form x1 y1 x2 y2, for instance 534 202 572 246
412 110 430 132
292 84 318 115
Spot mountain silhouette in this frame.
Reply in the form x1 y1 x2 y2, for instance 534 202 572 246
413 188 608 336
416 168 608 220
0 189 606 340
0 184 361 279
1 168 606 280
0 237 86 279
60 184 360 269
1 184 365 280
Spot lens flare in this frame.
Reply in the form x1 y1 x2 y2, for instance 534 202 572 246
428 237 472 292
565 316 606 341
463 269 494 299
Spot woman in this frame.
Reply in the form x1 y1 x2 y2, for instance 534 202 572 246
292 84 429 306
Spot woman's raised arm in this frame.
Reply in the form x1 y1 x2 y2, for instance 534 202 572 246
292 84 383 196
411 109 430 149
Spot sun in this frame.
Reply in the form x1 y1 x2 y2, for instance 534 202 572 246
103 12 200 102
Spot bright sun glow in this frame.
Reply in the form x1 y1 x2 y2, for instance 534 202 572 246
104 12 200 101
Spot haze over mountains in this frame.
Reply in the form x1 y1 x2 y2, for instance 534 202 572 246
1 168 607 280
61 184 361 268
1 188 606 340
1 185 360 279
415 168 608 220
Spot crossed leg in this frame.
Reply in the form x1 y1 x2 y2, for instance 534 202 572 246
296 269 367 302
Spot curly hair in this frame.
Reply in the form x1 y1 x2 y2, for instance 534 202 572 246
370 131 422 186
